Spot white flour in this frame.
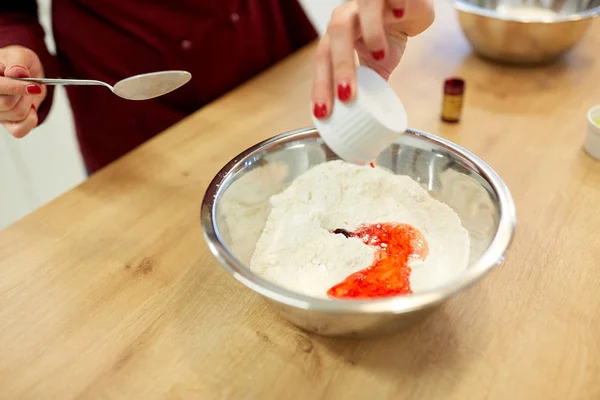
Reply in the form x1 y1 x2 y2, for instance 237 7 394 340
249 160 470 299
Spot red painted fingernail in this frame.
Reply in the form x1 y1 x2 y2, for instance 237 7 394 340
31 104 36 111
372 50 385 61
393 8 405 18
337 82 352 102
26 85 42 95
313 102 327 119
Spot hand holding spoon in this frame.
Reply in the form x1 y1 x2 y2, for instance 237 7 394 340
13 70 192 101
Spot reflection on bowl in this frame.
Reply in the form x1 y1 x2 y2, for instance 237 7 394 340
201 127 516 338
453 0 600 64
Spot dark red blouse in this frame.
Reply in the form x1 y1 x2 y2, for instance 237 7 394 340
0 1 317 172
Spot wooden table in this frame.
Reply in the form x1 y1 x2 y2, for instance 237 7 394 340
2 2 600 399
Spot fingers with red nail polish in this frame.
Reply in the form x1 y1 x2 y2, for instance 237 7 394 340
388 0 435 37
371 50 385 61
0 45 46 138
313 102 328 119
313 0 435 119
312 34 334 120
356 0 387 63
2 102 39 139
393 8 405 18
389 0 406 19
0 78 41 97
337 82 352 102
26 84 42 95
328 2 359 103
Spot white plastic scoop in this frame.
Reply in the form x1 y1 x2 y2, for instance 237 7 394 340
311 66 407 165
13 70 192 100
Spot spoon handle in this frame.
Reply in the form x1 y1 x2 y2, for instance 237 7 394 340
11 77 111 89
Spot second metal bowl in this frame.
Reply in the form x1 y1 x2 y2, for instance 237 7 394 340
453 0 600 64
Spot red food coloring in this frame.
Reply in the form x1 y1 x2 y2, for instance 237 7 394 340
369 162 375 168
327 223 428 299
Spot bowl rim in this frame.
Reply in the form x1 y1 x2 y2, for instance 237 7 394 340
452 0 600 23
201 127 517 314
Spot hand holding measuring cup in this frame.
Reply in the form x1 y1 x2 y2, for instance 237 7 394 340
311 0 435 120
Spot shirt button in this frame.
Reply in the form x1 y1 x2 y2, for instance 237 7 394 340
181 40 193 50
230 13 240 23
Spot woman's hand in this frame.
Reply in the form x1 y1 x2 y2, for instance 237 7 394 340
312 0 434 119
0 45 46 138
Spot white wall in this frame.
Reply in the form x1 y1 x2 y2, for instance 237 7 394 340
0 0 342 229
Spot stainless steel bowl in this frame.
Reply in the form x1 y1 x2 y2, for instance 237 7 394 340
201 127 516 338
453 0 600 64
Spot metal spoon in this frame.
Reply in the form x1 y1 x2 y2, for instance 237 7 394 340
13 70 192 101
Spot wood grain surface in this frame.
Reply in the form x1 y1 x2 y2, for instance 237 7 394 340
1 1 600 399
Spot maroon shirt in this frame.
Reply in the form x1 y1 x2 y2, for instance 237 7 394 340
0 1 317 173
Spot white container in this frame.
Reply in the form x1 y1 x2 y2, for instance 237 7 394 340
585 105 600 160
312 66 408 165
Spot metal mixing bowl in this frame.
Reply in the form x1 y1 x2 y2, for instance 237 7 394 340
453 0 600 64
201 127 516 338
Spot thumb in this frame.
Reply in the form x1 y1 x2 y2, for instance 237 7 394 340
3 63 31 80
1 46 37 78
0 47 43 95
